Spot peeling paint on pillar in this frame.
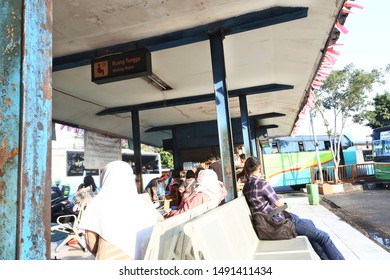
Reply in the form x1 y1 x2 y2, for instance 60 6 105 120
0 0 52 260
0 0 23 260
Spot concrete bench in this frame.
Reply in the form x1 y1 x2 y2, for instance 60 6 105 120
144 200 219 260
183 196 319 260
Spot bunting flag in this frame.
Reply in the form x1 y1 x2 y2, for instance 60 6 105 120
335 21 349 35
59 124 82 134
326 48 341 56
324 52 338 65
317 69 332 76
341 8 355 14
306 90 316 109
344 1 365 9
291 2 364 137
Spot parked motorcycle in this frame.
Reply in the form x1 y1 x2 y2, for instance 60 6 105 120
51 188 75 223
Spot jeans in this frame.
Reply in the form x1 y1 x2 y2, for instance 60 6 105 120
289 213 345 260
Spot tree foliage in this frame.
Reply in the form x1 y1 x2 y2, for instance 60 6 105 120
158 148 174 168
314 63 386 183
140 144 173 168
354 91 390 129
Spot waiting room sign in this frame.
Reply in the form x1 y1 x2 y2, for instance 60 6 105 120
91 48 152 84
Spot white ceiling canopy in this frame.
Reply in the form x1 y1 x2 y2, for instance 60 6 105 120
52 0 348 147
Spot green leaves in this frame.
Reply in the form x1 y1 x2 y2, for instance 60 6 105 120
316 63 383 119
356 91 390 129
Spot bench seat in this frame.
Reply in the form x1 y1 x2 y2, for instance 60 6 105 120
183 196 319 260
144 199 218 260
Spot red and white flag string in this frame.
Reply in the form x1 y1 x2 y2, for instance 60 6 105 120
291 1 364 136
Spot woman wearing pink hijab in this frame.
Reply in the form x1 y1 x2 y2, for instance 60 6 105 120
167 169 227 217
78 160 163 260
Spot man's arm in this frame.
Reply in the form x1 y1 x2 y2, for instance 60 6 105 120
264 180 285 208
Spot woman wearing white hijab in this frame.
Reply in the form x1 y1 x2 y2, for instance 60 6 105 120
167 169 226 217
78 160 163 260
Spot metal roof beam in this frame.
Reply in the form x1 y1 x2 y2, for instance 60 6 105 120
145 113 285 133
97 83 293 116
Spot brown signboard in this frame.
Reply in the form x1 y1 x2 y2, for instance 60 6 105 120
91 48 152 84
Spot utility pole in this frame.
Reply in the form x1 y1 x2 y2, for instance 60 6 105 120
310 110 324 184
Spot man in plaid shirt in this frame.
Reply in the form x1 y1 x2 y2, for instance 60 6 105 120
243 156 344 260
243 172 285 222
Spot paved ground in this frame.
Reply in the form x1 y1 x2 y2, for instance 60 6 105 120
320 189 390 252
279 179 390 253
282 196 390 260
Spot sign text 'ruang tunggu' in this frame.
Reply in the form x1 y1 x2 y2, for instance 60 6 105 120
91 48 152 84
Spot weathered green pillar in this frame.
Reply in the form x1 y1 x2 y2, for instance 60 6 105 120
0 0 52 259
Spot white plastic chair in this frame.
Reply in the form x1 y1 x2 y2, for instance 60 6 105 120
51 201 87 253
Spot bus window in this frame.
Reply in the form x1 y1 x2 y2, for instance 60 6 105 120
324 141 331 151
278 140 299 153
141 155 160 174
303 140 315 152
298 141 304 152
385 139 390 155
362 150 373 162
122 154 160 174
271 142 279 154
372 140 383 157
121 150 162 189
304 140 326 151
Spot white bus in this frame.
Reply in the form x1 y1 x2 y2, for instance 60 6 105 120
121 148 162 189
51 148 162 197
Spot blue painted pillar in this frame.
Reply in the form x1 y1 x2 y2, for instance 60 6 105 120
209 31 237 201
172 128 180 170
250 120 259 157
0 0 52 259
239 95 253 157
131 110 143 193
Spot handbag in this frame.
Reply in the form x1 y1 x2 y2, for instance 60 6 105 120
251 204 297 240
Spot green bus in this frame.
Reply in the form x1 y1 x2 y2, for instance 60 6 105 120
259 135 357 189
372 126 390 180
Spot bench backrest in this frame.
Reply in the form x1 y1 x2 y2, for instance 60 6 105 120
144 199 218 260
183 196 259 260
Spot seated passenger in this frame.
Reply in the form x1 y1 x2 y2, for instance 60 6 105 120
178 170 196 200
243 156 344 260
73 175 99 212
166 170 183 206
143 177 159 202
78 160 163 260
166 169 226 217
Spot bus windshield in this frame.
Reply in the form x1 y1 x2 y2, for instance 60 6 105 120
372 126 390 180
122 153 161 174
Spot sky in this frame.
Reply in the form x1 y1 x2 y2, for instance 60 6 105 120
296 0 390 143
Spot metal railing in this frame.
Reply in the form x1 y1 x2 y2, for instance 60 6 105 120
310 163 375 183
